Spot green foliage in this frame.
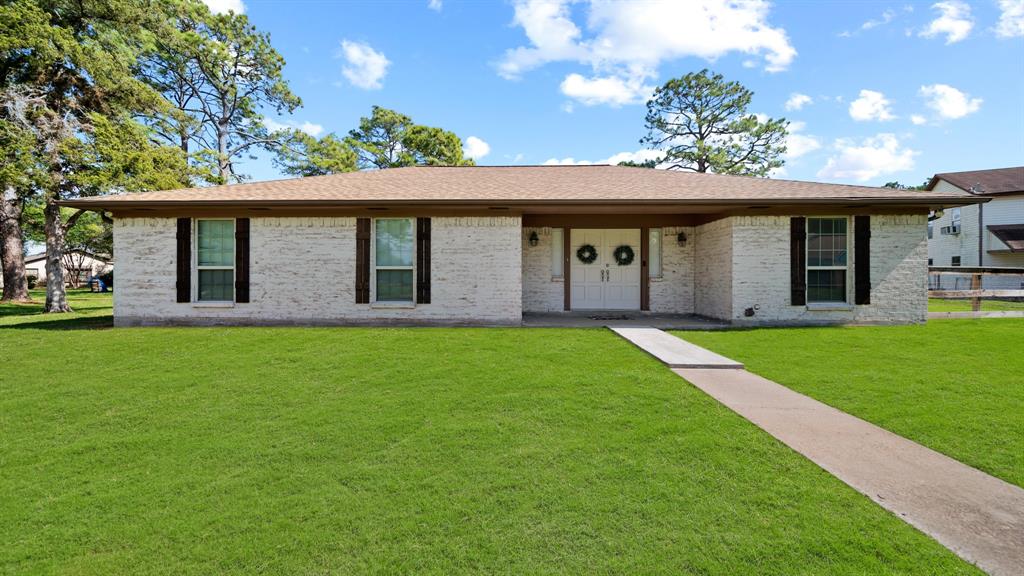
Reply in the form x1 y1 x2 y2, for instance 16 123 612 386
0 319 980 573
139 0 301 183
273 130 358 177
642 69 788 177
617 159 657 168
347 105 473 169
883 180 929 190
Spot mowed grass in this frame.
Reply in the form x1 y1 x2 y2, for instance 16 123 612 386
928 298 1024 312
0 288 113 329
1 309 979 574
677 320 1024 488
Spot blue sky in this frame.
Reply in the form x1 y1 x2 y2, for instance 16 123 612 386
210 0 1024 187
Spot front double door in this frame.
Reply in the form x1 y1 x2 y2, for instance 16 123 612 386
570 229 641 310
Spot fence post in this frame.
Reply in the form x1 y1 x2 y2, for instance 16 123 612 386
971 273 982 312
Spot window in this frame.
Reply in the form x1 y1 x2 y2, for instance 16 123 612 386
807 217 848 303
927 221 933 239
196 219 235 301
950 207 961 224
551 228 564 278
375 218 414 301
952 256 961 266
928 258 933 266
649 228 662 278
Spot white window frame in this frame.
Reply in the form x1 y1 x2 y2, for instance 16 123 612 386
806 216 850 304
551 228 564 279
649 228 663 279
373 218 416 303
194 218 235 303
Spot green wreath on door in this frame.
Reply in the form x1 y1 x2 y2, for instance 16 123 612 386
613 245 635 266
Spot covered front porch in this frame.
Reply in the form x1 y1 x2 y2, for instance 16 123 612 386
521 310 728 330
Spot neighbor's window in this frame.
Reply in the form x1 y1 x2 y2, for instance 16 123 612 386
806 217 848 303
952 256 961 267
375 218 414 301
551 228 564 278
649 228 662 278
196 219 235 301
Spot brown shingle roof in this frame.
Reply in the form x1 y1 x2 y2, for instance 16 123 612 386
64 165 980 208
928 166 1024 195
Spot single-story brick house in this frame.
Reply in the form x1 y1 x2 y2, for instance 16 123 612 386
63 165 984 327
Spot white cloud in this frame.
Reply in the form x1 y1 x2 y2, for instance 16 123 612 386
919 1 973 44
862 8 896 30
202 0 245 14
498 0 795 106
264 118 324 137
849 89 896 121
996 0 1024 37
910 114 927 125
817 134 918 182
428 0 442 11
919 83 982 119
338 40 390 90
559 73 653 106
463 136 491 160
298 121 324 137
784 122 821 159
543 149 664 166
785 93 812 111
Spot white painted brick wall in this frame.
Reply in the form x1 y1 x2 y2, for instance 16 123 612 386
728 214 928 325
693 218 733 320
114 216 522 326
650 227 695 314
521 227 564 312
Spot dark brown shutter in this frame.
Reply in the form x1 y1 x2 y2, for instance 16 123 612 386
416 217 431 304
790 217 806 306
176 217 191 303
854 215 871 305
234 218 250 303
355 218 370 304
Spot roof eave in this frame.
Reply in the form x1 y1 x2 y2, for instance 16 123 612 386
60 195 986 210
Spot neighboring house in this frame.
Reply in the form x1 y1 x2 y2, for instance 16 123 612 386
11 250 112 287
63 165 982 327
927 166 1024 268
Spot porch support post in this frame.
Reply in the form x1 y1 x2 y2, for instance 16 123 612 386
640 227 650 311
563 226 572 311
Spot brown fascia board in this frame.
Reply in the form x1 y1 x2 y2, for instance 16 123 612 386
60 195 986 210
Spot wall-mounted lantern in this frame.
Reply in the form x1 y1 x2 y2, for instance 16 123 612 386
676 231 687 247
528 231 540 247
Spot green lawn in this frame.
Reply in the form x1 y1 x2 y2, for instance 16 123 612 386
928 298 1024 312
1 298 978 574
678 320 1024 488
0 288 113 328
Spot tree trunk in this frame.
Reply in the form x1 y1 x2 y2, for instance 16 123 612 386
43 199 71 313
1 185 30 302
217 117 230 182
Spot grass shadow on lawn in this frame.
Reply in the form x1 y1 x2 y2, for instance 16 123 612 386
0 288 112 329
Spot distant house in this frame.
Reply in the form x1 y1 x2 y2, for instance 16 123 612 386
62 165 982 327
927 167 1024 268
19 250 111 287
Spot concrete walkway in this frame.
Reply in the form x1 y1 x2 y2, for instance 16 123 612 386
612 327 1024 575
610 327 743 368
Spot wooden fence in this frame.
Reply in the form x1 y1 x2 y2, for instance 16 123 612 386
928 266 1024 318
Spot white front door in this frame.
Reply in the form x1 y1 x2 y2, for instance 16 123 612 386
570 229 642 310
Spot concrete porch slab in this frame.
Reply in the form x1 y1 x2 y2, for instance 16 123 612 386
609 326 743 369
522 312 729 330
